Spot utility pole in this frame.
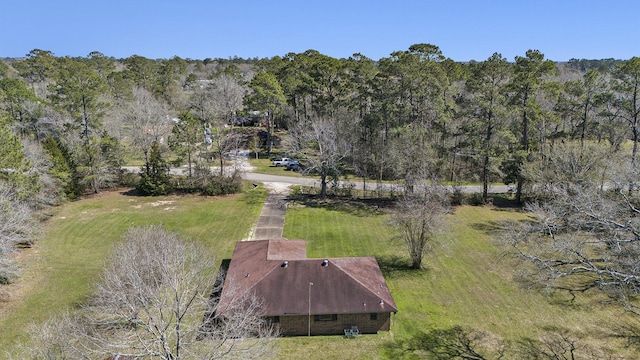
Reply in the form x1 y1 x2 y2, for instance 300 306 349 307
308 282 313 336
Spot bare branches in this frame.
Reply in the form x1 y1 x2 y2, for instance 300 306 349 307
0 185 37 284
508 144 640 312
24 226 276 359
287 115 350 198
187 75 247 177
207 73 246 121
123 87 172 165
389 186 451 269
382 325 502 360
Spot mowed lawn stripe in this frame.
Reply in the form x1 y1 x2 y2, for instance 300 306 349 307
281 203 640 358
284 204 397 258
393 206 636 346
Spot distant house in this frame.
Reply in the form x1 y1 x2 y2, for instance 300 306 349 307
216 239 398 336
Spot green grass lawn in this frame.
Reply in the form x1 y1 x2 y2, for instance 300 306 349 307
2 191 639 358
0 186 268 352
281 200 640 358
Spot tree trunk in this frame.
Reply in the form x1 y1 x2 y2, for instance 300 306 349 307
266 111 272 157
187 149 193 185
482 118 494 202
219 151 224 177
482 155 489 202
320 171 327 198
517 94 530 205
516 174 523 205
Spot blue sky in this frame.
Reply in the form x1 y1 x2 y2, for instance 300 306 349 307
1 0 638 62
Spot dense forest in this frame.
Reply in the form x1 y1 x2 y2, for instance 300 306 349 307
1 46 634 200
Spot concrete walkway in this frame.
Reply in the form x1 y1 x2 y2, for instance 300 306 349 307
249 183 291 240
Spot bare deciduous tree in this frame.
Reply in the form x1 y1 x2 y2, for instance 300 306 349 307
390 187 450 270
23 226 277 359
201 74 246 176
388 125 441 195
208 73 246 123
123 87 173 166
506 141 640 314
287 115 348 198
19 139 62 207
521 141 614 196
0 185 36 284
12 312 86 360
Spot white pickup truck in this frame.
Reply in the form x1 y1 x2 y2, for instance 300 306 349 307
272 157 296 167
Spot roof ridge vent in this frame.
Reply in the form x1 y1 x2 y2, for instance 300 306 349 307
322 259 329 266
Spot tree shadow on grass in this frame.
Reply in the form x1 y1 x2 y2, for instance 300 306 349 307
468 220 510 235
375 254 420 278
468 218 535 237
379 325 498 360
287 194 394 217
120 188 141 196
119 187 196 197
604 320 640 352
381 324 633 359
490 194 523 210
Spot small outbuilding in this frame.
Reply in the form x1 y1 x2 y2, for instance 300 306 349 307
216 239 398 336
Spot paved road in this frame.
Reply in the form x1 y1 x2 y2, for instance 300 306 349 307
242 172 511 194
122 165 512 194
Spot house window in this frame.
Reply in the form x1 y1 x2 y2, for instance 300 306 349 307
370 313 378 320
314 314 338 321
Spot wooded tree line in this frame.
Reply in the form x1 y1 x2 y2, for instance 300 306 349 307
0 46 637 202
255 46 637 204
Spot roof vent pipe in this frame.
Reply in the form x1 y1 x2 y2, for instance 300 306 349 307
322 259 329 266
282 261 288 268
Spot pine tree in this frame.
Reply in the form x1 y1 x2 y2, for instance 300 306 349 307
136 141 172 196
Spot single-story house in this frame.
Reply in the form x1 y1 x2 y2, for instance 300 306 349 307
216 239 398 336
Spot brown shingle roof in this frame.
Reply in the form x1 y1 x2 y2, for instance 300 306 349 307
217 240 397 317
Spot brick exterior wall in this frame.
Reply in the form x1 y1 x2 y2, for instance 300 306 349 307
275 312 392 336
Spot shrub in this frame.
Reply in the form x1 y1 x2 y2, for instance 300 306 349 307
467 193 485 206
137 172 173 196
201 176 242 196
119 171 139 188
450 187 464 206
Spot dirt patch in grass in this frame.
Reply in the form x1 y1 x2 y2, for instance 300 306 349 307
130 200 178 211
150 200 175 206
262 182 292 195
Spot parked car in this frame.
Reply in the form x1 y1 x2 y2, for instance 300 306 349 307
286 161 305 172
272 157 295 167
